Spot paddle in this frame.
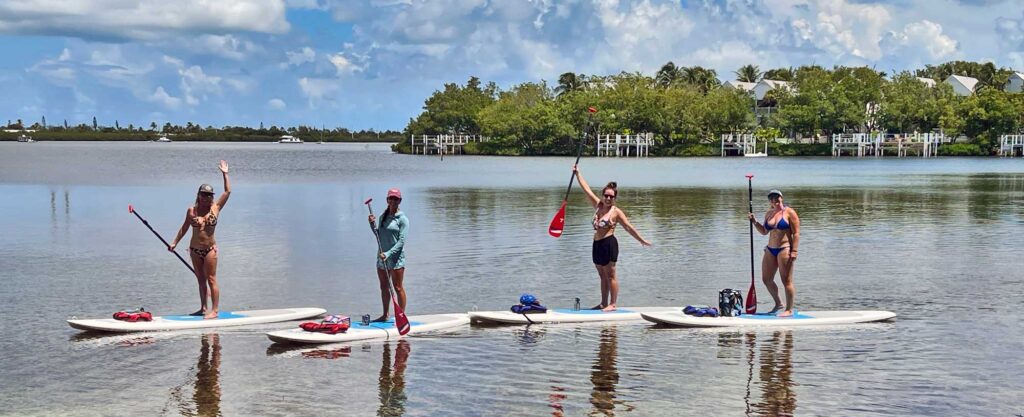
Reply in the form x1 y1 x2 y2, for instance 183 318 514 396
128 204 196 274
548 106 598 237
744 175 757 314
364 198 411 336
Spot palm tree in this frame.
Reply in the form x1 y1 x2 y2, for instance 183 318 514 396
655 61 683 88
763 67 795 82
683 66 720 94
556 72 586 97
734 64 761 83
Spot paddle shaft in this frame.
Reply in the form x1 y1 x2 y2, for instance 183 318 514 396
746 176 756 312
562 112 597 201
130 207 196 274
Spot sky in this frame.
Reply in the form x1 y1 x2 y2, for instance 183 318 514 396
1 0 1022 130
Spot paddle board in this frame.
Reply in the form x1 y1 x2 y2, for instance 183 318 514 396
67 308 327 332
641 310 896 328
468 307 683 325
266 313 469 344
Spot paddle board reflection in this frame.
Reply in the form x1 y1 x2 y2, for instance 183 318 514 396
718 331 796 417
589 326 635 416
378 340 410 417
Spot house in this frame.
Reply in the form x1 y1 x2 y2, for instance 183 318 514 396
753 79 790 101
1005 72 1024 93
916 77 936 87
944 75 979 96
723 80 756 93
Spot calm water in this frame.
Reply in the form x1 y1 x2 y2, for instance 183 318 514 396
1 142 1023 416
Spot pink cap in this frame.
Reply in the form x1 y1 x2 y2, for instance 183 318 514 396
387 188 402 199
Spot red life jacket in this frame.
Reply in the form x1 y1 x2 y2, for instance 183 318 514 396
113 309 153 322
300 315 351 334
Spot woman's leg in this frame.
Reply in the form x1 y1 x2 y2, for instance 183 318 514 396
203 249 220 319
602 262 618 312
190 251 208 315
761 250 782 311
375 268 390 322
391 268 407 312
777 249 796 317
593 264 608 309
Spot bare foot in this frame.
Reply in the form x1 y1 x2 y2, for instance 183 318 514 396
203 310 219 320
601 304 617 312
371 315 389 323
777 310 793 317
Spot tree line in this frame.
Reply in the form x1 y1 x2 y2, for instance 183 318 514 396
2 118 403 143
401 60 1024 156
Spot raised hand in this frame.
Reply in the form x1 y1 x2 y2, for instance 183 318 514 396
218 160 229 174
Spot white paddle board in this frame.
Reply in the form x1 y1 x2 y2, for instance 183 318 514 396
468 307 683 325
641 310 896 328
67 308 327 332
266 313 469 344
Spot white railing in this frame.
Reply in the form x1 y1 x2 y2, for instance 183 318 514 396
596 133 652 157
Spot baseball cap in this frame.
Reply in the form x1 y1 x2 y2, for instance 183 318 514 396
767 189 783 198
387 188 402 199
198 184 215 194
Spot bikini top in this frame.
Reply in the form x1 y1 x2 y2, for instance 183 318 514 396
191 208 218 229
593 206 615 231
764 208 789 231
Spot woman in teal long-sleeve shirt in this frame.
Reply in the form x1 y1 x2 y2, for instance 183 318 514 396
367 188 409 322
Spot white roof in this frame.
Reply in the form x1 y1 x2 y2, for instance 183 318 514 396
724 80 756 91
916 77 936 87
946 74 979 92
1011 72 1024 81
759 79 790 89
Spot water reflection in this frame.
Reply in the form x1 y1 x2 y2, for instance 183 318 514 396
588 327 634 416
168 333 222 417
720 331 797 417
377 340 410 417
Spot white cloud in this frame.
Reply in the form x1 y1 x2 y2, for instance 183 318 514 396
267 98 287 109
162 55 185 69
882 20 958 61
298 77 341 107
328 53 364 75
283 46 316 68
178 65 222 106
147 86 181 109
189 34 262 60
0 0 290 41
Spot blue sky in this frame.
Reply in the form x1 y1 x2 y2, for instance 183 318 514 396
1 0 1022 130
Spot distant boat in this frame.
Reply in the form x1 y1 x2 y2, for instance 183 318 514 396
153 136 172 143
278 135 303 144
17 134 35 143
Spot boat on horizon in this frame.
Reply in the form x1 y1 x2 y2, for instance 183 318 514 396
17 134 35 143
278 135 303 144
153 136 171 143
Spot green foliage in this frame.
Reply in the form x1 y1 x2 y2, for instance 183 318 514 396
668 143 718 156
938 143 985 156
405 76 497 136
477 82 574 155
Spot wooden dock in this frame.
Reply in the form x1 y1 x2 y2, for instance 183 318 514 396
831 133 946 157
720 134 767 156
1000 135 1024 157
410 134 487 155
596 133 652 157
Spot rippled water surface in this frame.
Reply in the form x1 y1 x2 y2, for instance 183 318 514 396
1 142 1023 416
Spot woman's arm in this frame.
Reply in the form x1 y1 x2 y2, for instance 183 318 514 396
573 165 600 208
382 215 408 259
617 209 651 247
787 208 800 259
747 212 768 235
169 208 192 251
216 160 231 210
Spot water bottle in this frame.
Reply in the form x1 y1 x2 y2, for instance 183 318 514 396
574 297 581 311
361 314 371 326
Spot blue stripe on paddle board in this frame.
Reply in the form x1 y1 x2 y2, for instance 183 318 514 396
742 311 812 320
552 308 635 315
164 312 248 321
349 319 424 330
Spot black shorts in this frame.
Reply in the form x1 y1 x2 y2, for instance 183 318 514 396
592 235 619 266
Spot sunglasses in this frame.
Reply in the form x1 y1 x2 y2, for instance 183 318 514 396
603 194 616 199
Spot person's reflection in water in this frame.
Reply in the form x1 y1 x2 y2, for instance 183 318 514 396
377 340 410 417
193 333 222 417
748 331 796 417
589 327 634 416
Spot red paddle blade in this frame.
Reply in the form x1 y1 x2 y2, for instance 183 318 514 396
745 284 757 314
548 201 567 237
394 307 411 336
128 204 134 213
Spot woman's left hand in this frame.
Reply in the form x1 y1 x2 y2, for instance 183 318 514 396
379 252 387 261
640 239 652 248
219 160 229 174
789 251 797 261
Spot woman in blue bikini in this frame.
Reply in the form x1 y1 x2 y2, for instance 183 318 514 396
747 189 800 317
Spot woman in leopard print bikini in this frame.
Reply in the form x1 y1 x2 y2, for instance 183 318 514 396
170 160 231 319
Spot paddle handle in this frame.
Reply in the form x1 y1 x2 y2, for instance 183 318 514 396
129 205 196 274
